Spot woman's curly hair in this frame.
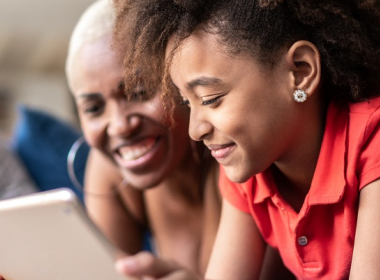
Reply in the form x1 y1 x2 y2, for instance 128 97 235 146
113 0 380 103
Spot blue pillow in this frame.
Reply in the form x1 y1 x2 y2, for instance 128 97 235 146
10 105 89 203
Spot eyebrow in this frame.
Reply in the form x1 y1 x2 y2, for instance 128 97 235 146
117 79 125 89
77 79 125 100
186 76 223 90
77 92 103 100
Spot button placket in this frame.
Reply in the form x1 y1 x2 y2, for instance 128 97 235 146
272 194 286 211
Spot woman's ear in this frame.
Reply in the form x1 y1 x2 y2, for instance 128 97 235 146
286 40 321 97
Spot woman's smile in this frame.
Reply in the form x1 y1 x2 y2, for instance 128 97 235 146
114 136 161 169
69 35 193 189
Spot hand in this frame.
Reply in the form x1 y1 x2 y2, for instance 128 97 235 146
115 251 203 280
0 274 4 280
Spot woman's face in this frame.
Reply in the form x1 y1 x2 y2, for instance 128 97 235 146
169 31 305 183
68 35 192 189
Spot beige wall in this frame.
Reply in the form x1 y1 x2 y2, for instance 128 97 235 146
0 0 97 136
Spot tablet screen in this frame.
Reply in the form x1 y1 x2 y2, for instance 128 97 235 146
0 188 134 280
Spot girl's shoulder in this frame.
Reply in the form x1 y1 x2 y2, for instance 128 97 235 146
347 95 380 141
348 95 380 114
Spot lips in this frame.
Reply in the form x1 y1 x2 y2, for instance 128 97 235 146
114 136 160 169
207 143 235 161
118 137 156 161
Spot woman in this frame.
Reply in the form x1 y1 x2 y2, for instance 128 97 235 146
65 0 220 275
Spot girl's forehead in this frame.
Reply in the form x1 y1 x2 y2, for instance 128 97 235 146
168 31 232 68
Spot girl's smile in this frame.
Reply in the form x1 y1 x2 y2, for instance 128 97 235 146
168 30 323 185
207 143 236 163
169 30 306 183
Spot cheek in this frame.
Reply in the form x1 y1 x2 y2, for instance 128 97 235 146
210 103 243 136
80 118 107 149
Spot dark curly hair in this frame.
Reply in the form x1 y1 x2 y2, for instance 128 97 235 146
113 0 380 103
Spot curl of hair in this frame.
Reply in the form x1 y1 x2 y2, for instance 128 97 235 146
173 0 208 11
113 0 380 104
259 0 284 9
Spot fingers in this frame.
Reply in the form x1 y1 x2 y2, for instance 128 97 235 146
115 251 202 280
116 251 178 277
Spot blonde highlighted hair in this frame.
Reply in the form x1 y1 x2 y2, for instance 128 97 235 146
65 0 115 77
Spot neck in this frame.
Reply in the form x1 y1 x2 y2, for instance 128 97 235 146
273 96 328 211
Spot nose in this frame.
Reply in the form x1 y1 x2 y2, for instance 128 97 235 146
107 105 142 137
188 108 213 141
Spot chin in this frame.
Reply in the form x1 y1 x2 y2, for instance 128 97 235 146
224 166 253 184
121 171 165 190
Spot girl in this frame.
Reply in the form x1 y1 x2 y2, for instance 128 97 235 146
112 0 380 279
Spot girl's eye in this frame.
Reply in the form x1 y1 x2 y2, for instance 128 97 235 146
201 95 223 106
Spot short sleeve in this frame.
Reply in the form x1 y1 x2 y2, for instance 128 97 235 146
218 165 251 213
357 108 380 190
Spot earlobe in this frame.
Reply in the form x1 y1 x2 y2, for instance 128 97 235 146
286 40 321 98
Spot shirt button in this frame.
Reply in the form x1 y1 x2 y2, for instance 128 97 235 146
298 236 308 246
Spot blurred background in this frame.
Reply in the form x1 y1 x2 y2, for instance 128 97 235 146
0 0 96 136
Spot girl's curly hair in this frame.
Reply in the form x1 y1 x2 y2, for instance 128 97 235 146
113 0 380 103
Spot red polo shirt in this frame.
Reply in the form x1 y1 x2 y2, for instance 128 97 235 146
220 96 380 279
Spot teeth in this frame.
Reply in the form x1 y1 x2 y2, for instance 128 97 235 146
119 138 156 161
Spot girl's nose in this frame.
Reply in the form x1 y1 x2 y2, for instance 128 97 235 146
188 109 213 141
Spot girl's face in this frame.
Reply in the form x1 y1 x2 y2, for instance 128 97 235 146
169 31 306 183
68 35 192 189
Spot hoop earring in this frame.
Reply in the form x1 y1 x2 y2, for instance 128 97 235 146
67 136 86 193
293 89 308 103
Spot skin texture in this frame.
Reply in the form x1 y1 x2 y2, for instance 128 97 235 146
67 34 222 274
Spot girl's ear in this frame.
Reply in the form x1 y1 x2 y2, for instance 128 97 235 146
286 40 321 97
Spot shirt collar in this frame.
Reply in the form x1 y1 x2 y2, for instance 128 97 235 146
308 100 348 205
252 100 348 205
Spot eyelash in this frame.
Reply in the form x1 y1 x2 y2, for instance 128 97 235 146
201 95 222 106
179 94 224 107
83 102 104 116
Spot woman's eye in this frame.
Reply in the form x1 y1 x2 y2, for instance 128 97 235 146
201 95 223 106
130 90 148 101
180 99 190 107
82 102 104 116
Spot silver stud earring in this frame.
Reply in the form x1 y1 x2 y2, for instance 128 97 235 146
293 89 308 103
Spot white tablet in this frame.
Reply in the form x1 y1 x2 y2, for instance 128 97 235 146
0 188 135 280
